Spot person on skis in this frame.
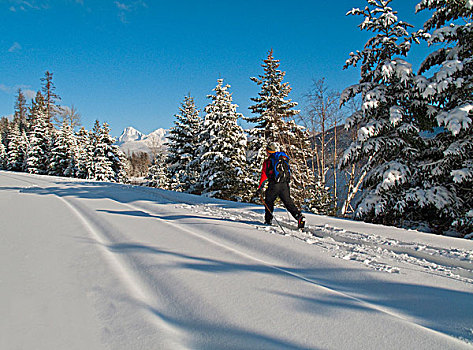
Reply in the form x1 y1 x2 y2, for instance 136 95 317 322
255 142 305 229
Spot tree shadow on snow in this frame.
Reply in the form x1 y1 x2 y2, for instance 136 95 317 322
105 241 473 343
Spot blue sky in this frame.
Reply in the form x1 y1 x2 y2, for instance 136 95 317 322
1 0 429 137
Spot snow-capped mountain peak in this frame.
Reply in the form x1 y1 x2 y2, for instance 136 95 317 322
117 126 145 144
116 126 168 155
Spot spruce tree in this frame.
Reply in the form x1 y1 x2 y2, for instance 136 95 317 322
246 50 300 197
13 89 28 133
91 122 114 182
75 127 92 179
26 110 50 174
49 121 77 177
91 122 127 183
0 134 6 169
147 150 168 189
41 71 60 129
413 0 473 235
247 49 314 206
7 123 25 172
340 0 459 231
198 79 248 200
166 94 202 192
28 91 47 132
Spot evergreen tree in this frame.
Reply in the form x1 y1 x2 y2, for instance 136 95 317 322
113 144 129 184
247 49 299 139
197 79 248 200
41 71 61 129
49 121 77 177
0 134 6 169
341 0 426 226
28 91 47 132
7 123 26 172
91 122 127 183
147 150 168 189
340 0 462 232
304 176 336 215
413 0 473 235
247 49 314 206
75 127 92 179
26 110 50 174
246 49 301 198
13 89 28 132
0 117 9 143
166 94 202 192
92 122 115 181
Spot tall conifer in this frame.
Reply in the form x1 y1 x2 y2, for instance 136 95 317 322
166 94 202 192
198 79 248 200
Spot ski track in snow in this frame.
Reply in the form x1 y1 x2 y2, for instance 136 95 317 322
12 172 472 286
3 172 473 348
172 201 473 285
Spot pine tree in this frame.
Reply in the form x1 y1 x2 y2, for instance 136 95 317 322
75 127 92 179
91 122 127 183
197 79 248 200
41 71 61 129
147 150 168 189
26 110 50 174
304 177 336 215
246 50 301 198
28 91 47 132
166 94 202 192
13 89 28 133
92 122 115 182
49 121 77 177
7 123 26 172
340 0 459 231
0 134 7 169
413 0 473 235
247 49 314 206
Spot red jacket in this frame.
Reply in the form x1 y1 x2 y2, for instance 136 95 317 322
258 158 272 188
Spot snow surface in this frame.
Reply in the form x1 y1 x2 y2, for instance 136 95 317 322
1 170 472 349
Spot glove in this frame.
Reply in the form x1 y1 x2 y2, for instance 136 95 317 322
255 187 263 197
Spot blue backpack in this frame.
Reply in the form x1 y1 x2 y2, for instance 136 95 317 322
270 152 291 183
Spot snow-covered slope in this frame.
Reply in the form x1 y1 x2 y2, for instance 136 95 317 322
116 127 168 156
1 170 472 349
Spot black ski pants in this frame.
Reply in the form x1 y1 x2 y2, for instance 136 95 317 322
264 182 301 223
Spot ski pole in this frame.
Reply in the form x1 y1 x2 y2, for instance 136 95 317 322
259 194 286 235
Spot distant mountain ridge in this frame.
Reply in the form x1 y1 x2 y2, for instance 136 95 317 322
117 126 146 144
116 126 168 156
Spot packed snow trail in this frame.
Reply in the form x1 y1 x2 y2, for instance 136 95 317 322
1 171 472 349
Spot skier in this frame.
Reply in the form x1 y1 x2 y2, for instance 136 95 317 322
255 142 305 229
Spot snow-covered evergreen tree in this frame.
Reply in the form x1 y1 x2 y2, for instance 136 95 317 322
6 123 24 172
340 0 426 226
197 79 248 200
28 91 47 133
49 121 77 177
0 134 6 169
340 0 473 235
413 0 473 235
91 122 127 183
75 127 93 179
92 122 116 182
166 94 202 192
246 49 301 197
304 176 336 215
41 71 61 129
246 49 313 206
13 89 28 133
147 150 168 189
26 110 50 174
